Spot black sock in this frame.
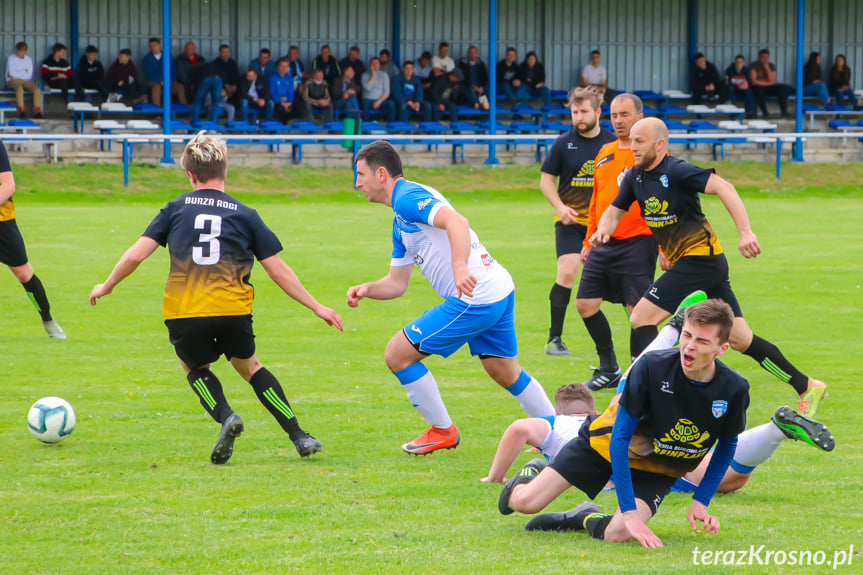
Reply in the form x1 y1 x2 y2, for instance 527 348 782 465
249 368 302 438
582 512 613 540
743 334 809 394
582 311 617 371
631 325 658 359
186 369 234 423
548 283 572 340
22 275 52 321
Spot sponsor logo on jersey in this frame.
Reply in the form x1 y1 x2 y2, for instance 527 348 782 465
481 253 493 266
567 142 578 150
596 153 613 168
653 418 712 459
410 325 423 335
643 197 678 228
659 174 669 188
712 400 728 418
417 198 433 211
661 380 673 394
648 286 660 300
414 254 424 265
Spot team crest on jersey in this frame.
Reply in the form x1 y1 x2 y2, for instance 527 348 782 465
659 174 669 188
417 198 433 211
712 400 728 418
481 253 493 266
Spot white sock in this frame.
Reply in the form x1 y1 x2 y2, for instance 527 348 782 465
732 421 787 468
624 325 680 379
512 376 555 417
401 370 452 428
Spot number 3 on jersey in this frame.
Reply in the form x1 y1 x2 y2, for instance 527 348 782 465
193 214 222 265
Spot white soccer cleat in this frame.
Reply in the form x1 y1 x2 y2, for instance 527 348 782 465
43 319 67 339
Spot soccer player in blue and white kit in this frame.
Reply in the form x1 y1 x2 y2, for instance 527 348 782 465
347 141 555 455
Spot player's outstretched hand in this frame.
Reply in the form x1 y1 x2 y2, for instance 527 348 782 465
315 304 344 331
89 283 112 306
588 230 610 247
687 500 720 534
623 511 664 548
454 266 477 299
346 284 367 308
738 231 761 259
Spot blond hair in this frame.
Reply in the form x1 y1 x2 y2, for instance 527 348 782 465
554 382 595 415
182 131 228 182
567 87 601 110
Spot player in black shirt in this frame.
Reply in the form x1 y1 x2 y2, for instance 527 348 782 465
499 300 748 547
540 88 615 355
0 141 65 338
90 132 343 464
591 117 827 417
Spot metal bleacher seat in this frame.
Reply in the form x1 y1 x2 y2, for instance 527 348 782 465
0 101 15 124
541 120 570 133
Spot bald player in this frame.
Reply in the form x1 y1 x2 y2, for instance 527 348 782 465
590 118 827 416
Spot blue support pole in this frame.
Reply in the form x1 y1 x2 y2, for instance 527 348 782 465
485 0 499 165
392 0 401 67
793 0 804 161
70 0 80 73
687 0 698 61
161 0 174 164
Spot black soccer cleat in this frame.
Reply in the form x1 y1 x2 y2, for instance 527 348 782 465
292 432 322 458
498 458 547 515
585 366 622 391
211 413 244 464
525 501 600 532
771 406 835 452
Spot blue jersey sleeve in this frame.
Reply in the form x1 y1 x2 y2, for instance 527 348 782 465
391 218 408 260
392 187 442 227
610 402 640 513
693 435 738 507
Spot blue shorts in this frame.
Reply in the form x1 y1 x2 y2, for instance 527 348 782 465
403 291 517 358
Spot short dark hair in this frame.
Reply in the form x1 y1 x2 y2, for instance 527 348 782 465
734 54 745 60
15 41 28 51
259 48 270 55
694 52 705 60
349 46 360 53
591 49 601 56
554 383 595 415
505 46 516 54
759 48 770 56
276 57 288 66
380 48 391 57
403 60 415 67
420 51 432 60
611 92 644 115
148 37 160 44
526 50 538 60
355 140 404 179
321 44 331 51
219 44 230 51
684 299 735 343
85 45 98 54
439 41 449 49
247 66 258 74
369 56 380 65
119 48 132 56
52 43 67 54
289 45 299 52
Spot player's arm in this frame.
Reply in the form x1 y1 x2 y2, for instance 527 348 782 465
687 435 737 535
704 173 761 258
482 418 552 483
610 402 664 548
589 205 625 246
432 206 476 299
259 254 343 331
347 263 413 307
0 170 15 204
89 236 160 305
540 172 577 225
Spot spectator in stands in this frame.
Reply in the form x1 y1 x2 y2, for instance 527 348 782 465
457 45 489 109
581 50 614 104
379 49 399 79
749 48 791 119
340 46 365 86
214 44 240 106
725 54 757 118
287 46 307 90
829 54 857 108
303 67 333 122
143 37 173 107
173 41 204 105
361 57 395 122
189 61 225 124
41 43 84 101
392 60 430 122
249 48 275 79
239 67 273 123
312 45 341 85
270 58 296 122
518 51 551 106
77 45 109 101
496 47 523 103
5 41 43 118
803 51 830 106
416 51 434 99
690 52 728 105
431 42 459 107
330 65 360 119
106 49 148 104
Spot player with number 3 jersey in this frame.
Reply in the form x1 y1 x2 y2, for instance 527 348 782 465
89 132 343 464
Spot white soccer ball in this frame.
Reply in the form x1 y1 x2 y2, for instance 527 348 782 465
27 396 76 443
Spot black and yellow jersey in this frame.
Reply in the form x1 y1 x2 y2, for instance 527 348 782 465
541 128 616 226
0 142 15 222
612 155 722 266
143 188 283 320
588 349 749 478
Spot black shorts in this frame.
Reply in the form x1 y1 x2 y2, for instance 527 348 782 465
645 254 743 316
577 235 658 306
554 221 587 258
0 219 29 267
550 423 676 515
165 315 256 370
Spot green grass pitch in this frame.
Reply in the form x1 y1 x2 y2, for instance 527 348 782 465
1 162 861 574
